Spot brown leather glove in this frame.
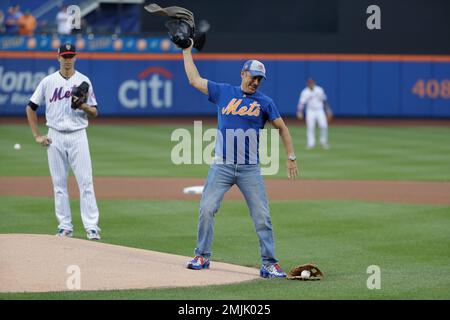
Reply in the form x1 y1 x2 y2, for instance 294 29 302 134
287 263 324 281
325 103 333 122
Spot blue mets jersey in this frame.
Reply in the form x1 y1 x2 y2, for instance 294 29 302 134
207 80 281 164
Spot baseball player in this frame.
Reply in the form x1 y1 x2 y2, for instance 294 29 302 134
296 78 331 150
182 40 298 278
25 43 101 240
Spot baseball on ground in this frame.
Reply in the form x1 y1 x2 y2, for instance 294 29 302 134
14 143 21 150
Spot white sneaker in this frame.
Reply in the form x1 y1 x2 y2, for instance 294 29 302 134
56 229 73 237
86 229 101 240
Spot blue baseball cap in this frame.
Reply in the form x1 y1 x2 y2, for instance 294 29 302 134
241 60 266 79
58 43 76 56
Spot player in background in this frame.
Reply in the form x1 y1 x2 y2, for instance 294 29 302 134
182 39 298 278
296 78 331 150
25 43 101 240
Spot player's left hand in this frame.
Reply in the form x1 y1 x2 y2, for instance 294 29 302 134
71 81 89 109
286 159 298 179
71 95 85 109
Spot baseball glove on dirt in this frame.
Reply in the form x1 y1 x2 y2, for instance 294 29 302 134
287 263 324 281
71 81 89 110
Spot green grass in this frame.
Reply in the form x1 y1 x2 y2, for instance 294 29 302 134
1 123 449 299
1 124 449 180
1 196 449 300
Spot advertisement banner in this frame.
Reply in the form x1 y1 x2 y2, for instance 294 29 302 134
1 53 449 118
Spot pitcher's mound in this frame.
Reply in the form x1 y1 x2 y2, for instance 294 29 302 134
0 234 260 293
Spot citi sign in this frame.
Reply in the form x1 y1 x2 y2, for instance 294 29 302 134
118 66 172 109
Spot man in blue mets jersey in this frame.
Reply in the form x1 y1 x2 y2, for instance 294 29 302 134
182 40 298 278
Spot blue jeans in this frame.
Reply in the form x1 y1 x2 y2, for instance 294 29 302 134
194 163 279 265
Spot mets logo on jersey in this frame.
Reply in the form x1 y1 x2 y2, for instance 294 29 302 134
221 98 261 116
49 84 94 103
49 86 75 102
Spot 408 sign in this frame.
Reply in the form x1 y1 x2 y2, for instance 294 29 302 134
411 79 450 99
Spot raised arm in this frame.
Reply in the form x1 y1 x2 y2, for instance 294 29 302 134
182 39 208 95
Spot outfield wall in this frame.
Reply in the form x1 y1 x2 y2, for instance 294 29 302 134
1 52 449 118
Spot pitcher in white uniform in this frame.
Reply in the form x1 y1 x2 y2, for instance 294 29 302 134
25 43 101 240
296 78 331 150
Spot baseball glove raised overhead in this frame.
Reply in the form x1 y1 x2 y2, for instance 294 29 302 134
144 3 209 51
71 81 89 110
165 19 194 49
287 263 324 281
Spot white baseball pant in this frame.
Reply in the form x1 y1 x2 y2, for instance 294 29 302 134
47 128 100 231
306 109 328 148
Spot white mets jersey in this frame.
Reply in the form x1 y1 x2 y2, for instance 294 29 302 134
30 71 97 132
298 85 327 111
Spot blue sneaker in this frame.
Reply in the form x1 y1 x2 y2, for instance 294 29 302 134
56 229 73 237
186 256 210 270
260 263 287 278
